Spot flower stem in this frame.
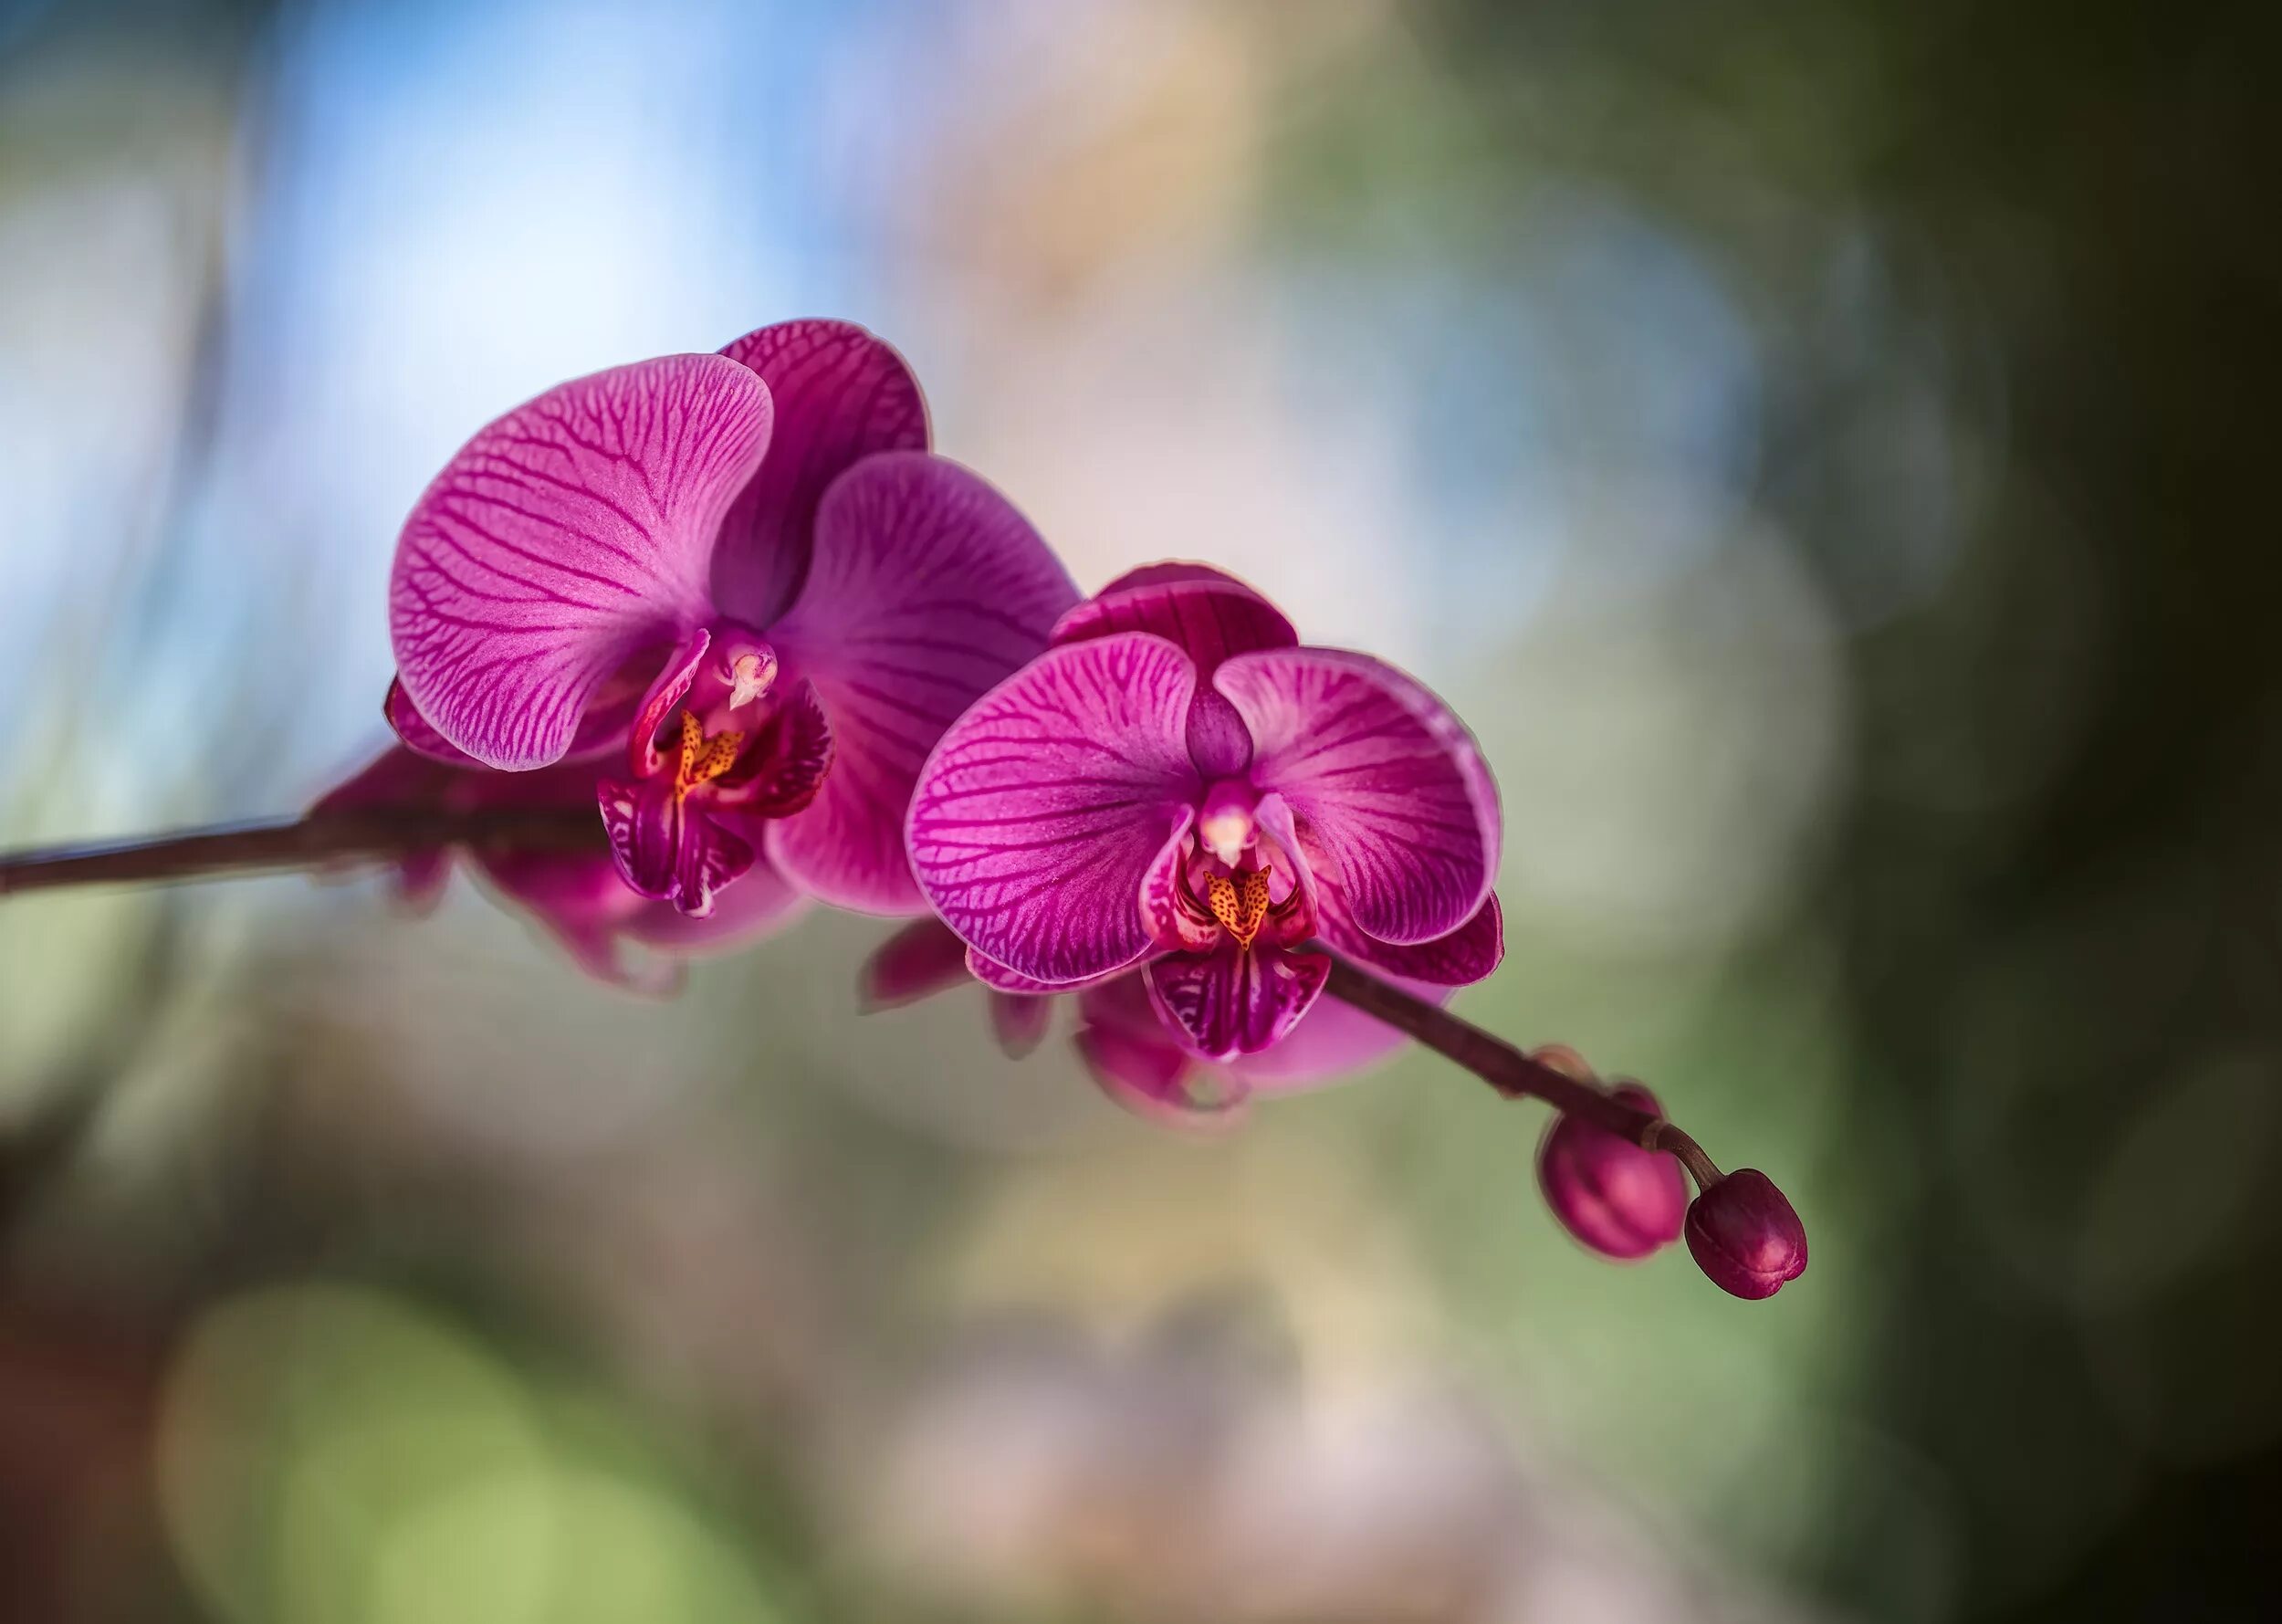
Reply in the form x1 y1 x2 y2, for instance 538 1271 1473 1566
1320 957 1725 1189
0 808 603 898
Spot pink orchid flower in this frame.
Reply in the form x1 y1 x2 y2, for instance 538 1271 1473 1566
864 915 1451 1127
905 564 1504 1062
314 743 802 990
388 320 1078 920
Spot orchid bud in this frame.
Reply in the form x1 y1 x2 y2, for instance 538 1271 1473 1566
1685 1169 1808 1299
1535 1079 1689 1261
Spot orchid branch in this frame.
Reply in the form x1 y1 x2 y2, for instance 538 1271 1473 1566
1320 957 1807 1297
1 813 1808 1299
1321 957 1722 1182
0 809 602 897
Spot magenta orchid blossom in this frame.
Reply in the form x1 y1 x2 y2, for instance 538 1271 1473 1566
0 311 1805 1304
314 742 802 990
905 564 1504 1063
388 320 1077 920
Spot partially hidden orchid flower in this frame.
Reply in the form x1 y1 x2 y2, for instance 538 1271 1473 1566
863 915 1449 1128
388 320 1078 920
905 564 1504 1062
313 741 801 991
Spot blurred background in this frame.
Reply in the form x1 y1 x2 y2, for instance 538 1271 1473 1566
4 0 2277 1619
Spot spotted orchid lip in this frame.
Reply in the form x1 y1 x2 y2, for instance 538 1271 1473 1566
386 320 1079 919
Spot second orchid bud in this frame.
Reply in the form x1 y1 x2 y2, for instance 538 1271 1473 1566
1534 1056 1689 1262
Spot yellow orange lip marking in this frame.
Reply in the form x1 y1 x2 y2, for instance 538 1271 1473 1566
675 710 745 794
1205 869 1273 949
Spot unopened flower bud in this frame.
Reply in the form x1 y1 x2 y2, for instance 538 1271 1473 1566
1536 1081 1688 1261
1685 1169 1808 1300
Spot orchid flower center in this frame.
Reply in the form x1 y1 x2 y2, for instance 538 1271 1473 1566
674 711 746 797
1204 868 1273 949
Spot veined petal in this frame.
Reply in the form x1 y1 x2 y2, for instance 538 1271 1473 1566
907 633 1203 984
766 453 1078 912
965 944 1138 996
392 353 770 770
712 320 929 624
1318 885 1504 987
383 679 477 766
599 778 756 916
1146 942 1331 1062
389 668 646 769
1215 647 1500 946
1051 563 1296 673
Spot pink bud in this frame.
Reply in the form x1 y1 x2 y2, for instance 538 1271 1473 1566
1685 1169 1808 1300
1536 1082 1689 1261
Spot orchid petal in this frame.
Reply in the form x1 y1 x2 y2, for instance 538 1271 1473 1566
907 633 1202 983
1090 561 1272 595
1214 648 1500 946
389 670 644 769
626 628 713 774
1146 942 1331 1061
1318 885 1503 986
990 992 1053 1059
1251 791 1318 917
861 917 976 1009
1051 566 1296 673
712 320 929 624
1075 975 1251 1127
1073 1011 1248 1130
310 745 457 906
766 453 1078 912
727 681 834 817
1074 1022 1199 1125
599 778 756 916
1138 810 1218 953
391 353 770 770
964 944 1136 996
383 679 478 766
